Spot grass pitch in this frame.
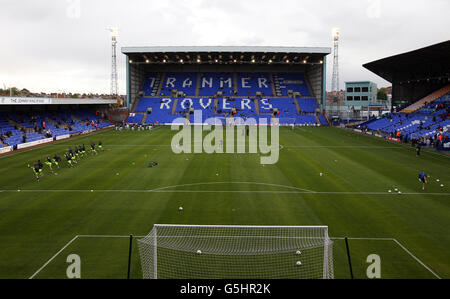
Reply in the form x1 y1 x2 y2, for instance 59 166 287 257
0 126 448 279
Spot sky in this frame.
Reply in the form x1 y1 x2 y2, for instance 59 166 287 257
0 0 448 95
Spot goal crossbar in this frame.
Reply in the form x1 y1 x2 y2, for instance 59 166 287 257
138 224 334 279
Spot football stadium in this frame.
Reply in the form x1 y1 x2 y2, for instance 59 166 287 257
0 2 449 286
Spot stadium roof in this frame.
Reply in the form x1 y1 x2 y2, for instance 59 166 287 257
121 46 331 65
0 96 117 105
363 40 450 83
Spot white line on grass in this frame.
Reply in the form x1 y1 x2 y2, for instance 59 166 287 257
284 146 402 149
392 238 441 279
29 235 79 279
331 237 395 241
344 128 450 159
77 235 146 238
148 181 315 193
4 189 449 196
28 235 441 279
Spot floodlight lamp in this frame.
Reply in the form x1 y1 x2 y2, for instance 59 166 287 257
108 27 119 37
332 27 340 37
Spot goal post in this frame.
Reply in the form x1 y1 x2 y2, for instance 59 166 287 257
137 224 334 279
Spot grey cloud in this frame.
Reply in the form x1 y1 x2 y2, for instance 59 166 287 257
0 0 448 94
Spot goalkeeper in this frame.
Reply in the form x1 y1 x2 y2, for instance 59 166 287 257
418 171 428 190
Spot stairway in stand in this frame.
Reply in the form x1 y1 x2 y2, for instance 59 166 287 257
272 73 283 97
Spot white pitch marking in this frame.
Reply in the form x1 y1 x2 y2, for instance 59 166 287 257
392 239 441 279
29 235 79 279
2 189 450 196
29 234 441 279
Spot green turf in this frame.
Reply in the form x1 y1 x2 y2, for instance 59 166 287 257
0 126 448 279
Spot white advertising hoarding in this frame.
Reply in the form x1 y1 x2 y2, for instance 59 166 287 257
17 138 53 149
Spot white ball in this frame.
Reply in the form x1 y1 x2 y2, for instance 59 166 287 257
296 250 302 255
196 250 202 255
319 173 323 177
216 173 219 176
116 173 119 176
179 207 183 211
296 261 302 266
394 188 398 192
17 190 21 192
398 191 402 194
436 179 440 182
388 190 392 193
441 184 444 187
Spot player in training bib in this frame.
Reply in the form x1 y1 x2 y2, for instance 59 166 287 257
28 163 41 182
65 152 74 167
53 154 61 168
98 140 103 151
45 156 54 173
37 160 44 175
91 142 97 155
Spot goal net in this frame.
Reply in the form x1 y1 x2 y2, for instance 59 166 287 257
137 225 333 279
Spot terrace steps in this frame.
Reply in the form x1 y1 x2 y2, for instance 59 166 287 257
156 73 166 96
254 99 260 114
141 113 148 125
195 73 201 97
132 98 140 113
294 98 301 114
315 114 321 125
272 73 282 97
214 99 219 114
269 73 277 97
172 98 178 114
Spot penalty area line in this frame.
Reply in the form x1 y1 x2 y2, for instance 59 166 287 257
392 238 441 279
28 235 442 279
29 235 79 279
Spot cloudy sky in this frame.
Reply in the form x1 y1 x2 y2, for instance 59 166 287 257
0 0 448 95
